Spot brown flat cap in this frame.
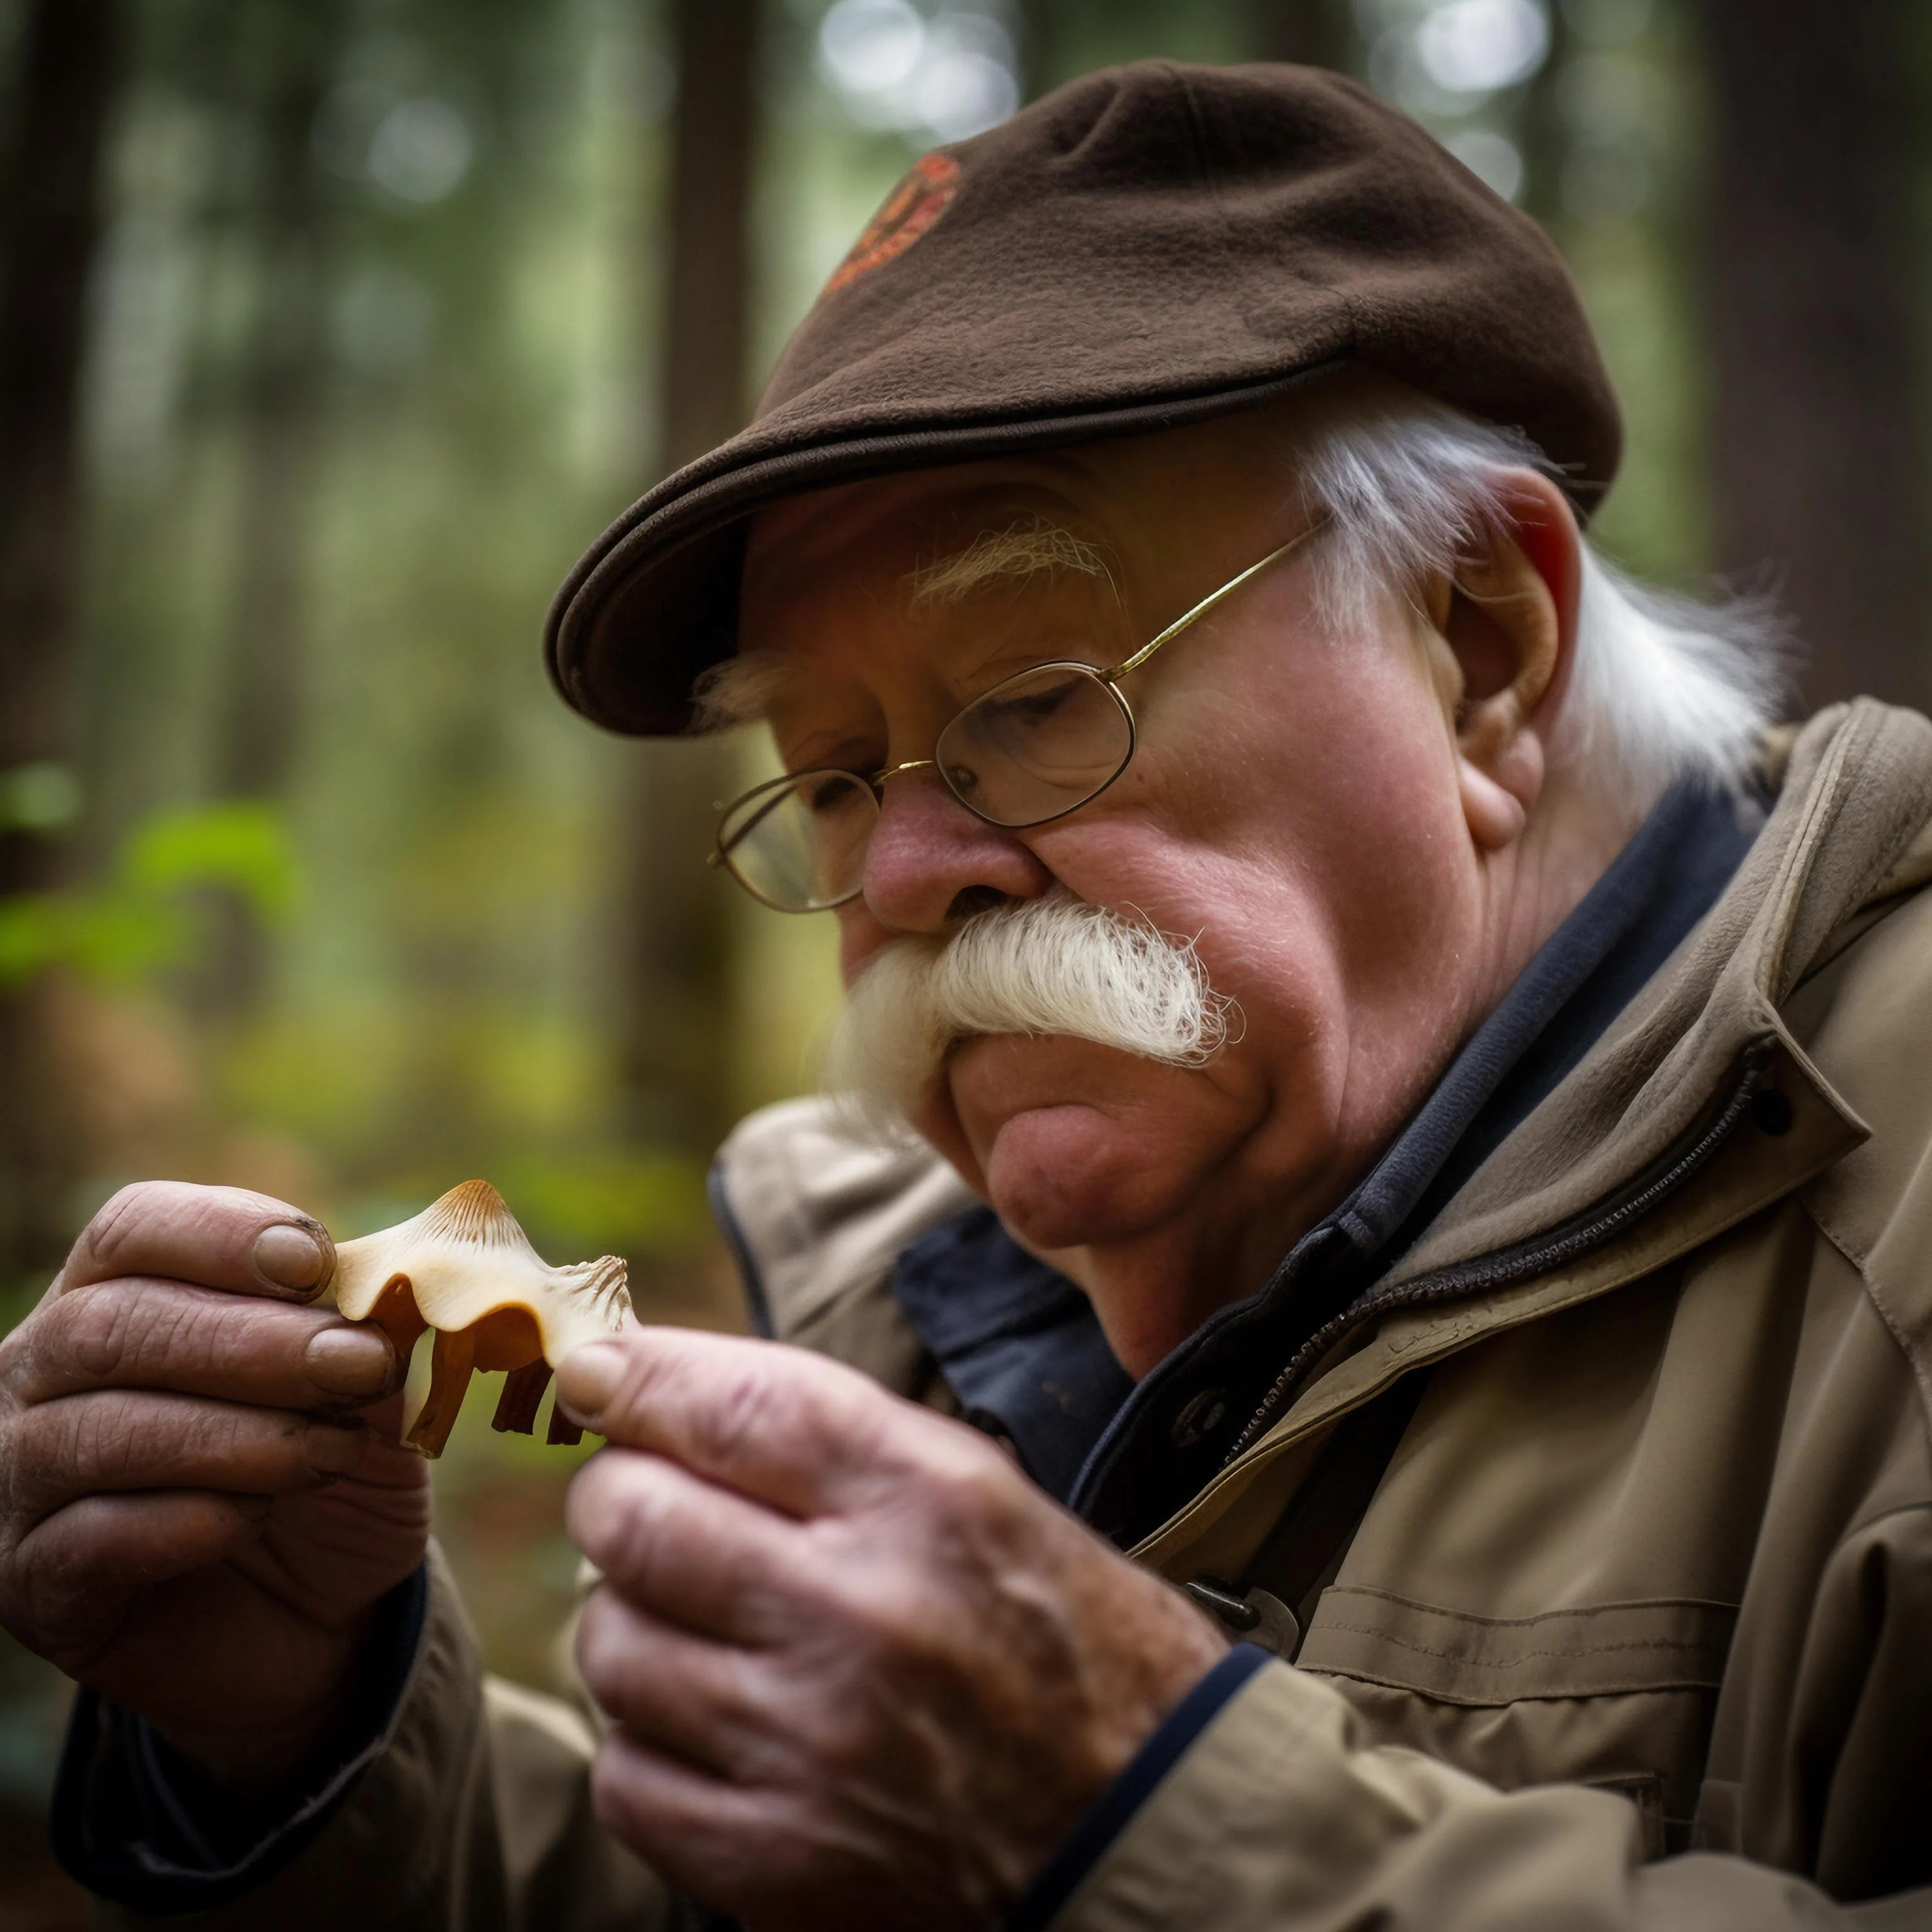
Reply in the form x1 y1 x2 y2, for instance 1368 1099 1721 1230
547 59 1621 736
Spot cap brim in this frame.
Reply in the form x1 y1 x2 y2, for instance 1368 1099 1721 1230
544 363 1366 738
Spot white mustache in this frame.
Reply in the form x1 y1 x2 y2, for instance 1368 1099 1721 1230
823 887 1238 1127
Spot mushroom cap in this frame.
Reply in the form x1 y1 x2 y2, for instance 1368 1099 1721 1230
330 1179 631 1364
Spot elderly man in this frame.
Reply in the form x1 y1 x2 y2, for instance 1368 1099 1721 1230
6 60 1931 1930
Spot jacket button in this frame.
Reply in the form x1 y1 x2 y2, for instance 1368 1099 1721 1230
1171 1388 1228 1447
1752 1087 1794 1136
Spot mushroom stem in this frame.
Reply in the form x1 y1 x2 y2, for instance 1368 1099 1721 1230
492 1358 553 1435
408 1327 477 1458
546 1400 586 1448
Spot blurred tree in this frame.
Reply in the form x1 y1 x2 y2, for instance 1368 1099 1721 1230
209 4 352 1014
1519 1 1578 233
1699 0 1932 711
662 0 757 467
1246 0 1353 69
1018 0 1252 97
616 0 759 1151
0 0 120 1284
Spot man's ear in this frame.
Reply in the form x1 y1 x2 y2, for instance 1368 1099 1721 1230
1421 470 1582 853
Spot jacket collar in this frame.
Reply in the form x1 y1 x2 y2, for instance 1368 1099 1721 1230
1062 774 1766 1541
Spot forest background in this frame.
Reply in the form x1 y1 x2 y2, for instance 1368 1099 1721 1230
2 0 1928 1919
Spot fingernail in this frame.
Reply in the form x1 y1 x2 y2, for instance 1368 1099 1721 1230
304 1419 370 1477
254 1223 327 1293
305 1325 397 1399
557 1341 625 1428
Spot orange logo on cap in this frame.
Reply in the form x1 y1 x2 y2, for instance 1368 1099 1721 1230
825 152 961 294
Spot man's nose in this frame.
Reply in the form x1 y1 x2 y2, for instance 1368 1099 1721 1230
860 772 1053 933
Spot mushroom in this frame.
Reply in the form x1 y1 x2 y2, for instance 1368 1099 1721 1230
329 1179 632 1457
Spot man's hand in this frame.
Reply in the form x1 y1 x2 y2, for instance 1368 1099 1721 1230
559 1328 1227 1932
0 1183 431 1784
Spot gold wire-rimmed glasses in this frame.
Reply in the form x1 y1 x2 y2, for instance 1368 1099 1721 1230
709 516 1327 913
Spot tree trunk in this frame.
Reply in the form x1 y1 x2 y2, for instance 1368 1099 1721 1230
616 0 758 1152
0 0 119 1282
0 0 116 886
208 9 342 1015
660 0 757 474
219 25 336 802
1699 0 1930 712
1247 0 1353 70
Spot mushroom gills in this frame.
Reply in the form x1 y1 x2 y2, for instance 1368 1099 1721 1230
328 1180 631 1457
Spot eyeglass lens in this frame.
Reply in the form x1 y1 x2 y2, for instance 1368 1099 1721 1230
716 662 1136 909
717 769 878 911
935 663 1134 828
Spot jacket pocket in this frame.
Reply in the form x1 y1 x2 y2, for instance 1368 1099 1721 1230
1297 1587 1738 1703
1296 1587 1739 1853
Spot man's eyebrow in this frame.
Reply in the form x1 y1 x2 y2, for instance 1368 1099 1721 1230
905 516 1111 609
700 518 1114 730
691 651 792 731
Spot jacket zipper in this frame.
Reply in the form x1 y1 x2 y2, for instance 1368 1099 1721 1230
1220 1039 1777 1465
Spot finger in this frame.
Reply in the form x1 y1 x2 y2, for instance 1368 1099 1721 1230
8 1489 271 1658
13 1279 399 1409
589 1729 808 1916
9 1389 372 1518
58 1181 334 1304
556 1328 941 1517
576 1587 791 1783
566 1448 806 1643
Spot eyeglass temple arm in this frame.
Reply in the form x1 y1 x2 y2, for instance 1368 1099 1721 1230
1104 513 1330 682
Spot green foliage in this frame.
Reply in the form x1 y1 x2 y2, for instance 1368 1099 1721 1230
494 1146 710 1261
0 800 299 989
0 761 82 833
124 800 299 914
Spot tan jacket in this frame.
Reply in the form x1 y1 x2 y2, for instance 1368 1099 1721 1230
99 701 1932 1928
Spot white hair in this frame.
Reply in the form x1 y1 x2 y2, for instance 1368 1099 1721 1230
824 886 1236 1126
699 379 1789 807
1285 377 1789 812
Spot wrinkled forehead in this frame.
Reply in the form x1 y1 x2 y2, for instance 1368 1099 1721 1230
742 462 1114 618
741 398 1296 613
721 407 1299 728
724 464 1124 718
